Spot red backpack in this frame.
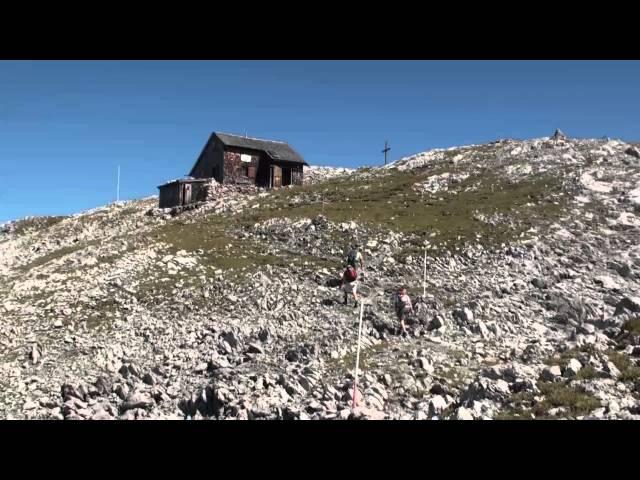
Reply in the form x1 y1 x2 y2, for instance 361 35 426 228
344 266 357 282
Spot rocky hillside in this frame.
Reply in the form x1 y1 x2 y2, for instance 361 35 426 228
2 132 640 420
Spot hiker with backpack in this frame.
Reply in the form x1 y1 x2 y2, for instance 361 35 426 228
395 286 414 337
346 244 364 270
340 263 359 307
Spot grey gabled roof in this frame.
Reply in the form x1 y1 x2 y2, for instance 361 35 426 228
214 132 307 165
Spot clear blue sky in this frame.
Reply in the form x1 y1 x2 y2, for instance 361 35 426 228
1 60 639 223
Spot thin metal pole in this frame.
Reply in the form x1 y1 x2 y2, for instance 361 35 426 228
352 302 365 410
423 247 427 298
117 165 120 202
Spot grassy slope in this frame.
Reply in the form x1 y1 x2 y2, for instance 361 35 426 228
234 166 568 254
7 155 575 327
11 160 573 287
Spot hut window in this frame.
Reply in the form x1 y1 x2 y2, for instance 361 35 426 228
241 164 249 177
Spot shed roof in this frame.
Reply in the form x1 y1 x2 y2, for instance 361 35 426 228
157 177 210 189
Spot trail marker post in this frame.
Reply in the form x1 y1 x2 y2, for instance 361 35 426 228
423 247 427 298
352 301 365 410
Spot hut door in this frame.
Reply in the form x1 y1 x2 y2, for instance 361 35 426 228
282 167 292 186
272 165 282 188
183 184 192 205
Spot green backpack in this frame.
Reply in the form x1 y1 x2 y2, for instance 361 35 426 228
347 249 358 267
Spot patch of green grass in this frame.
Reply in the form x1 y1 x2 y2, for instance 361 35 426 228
575 365 599 380
435 367 468 389
534 381 601 417
544 348 581 369
543 345 597 369
126 216 337 312
496 382 601 419
622 317 640 336
494 391 537 420
18 241 99 273
156 218 334 273
12 216 67 235
510 391 536 404
239 168 569 256
607 351 640 382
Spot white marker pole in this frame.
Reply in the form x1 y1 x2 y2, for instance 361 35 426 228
117 165 121 202
352 301 365 410
423 247 427 298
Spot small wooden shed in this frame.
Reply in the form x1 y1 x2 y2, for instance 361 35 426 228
157 178 209 209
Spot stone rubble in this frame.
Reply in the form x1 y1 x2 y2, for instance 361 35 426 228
1 133 640 420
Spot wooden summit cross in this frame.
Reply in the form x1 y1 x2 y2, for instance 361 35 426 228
382 140 390 165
